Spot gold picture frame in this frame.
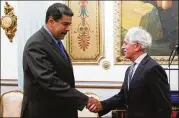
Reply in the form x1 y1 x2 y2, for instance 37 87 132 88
65 1 104 64
114 1 178 65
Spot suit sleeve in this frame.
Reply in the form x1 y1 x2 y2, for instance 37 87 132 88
98 84 125 116
25 42 88 110
98 68 130 116
147 65 172 117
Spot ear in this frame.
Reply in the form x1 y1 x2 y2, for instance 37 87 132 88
134 43 141 52
48 16 54 25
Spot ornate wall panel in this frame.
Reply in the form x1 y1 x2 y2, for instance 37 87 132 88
65 1 104 64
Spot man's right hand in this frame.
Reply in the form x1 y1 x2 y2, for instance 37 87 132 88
87 97 98 106
87 97 102 113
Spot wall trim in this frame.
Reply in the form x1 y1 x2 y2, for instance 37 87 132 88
0 79 122 89
76 85 121 89
1 79 17 81
76 81 123 83
0 83 18 86
1 79 18 86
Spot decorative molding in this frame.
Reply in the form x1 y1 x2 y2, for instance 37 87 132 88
0 83 18 86
65 1 104 64
1 2 17 42
1 79 17 81
0 79 122 89
113 1 179 65
102 60 111 70
0 79 18 86
75 81 122 89
76 85 121 89
113 1 122 64
76 81 123 83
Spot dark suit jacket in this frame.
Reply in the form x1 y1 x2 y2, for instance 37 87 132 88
21 27 88 118
99 55 172 118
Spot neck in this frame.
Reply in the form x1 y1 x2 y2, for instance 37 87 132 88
131 51 145 62
45 24 51 32
45 24 59 40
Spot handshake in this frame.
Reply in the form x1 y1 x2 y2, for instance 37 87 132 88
86 97 102 113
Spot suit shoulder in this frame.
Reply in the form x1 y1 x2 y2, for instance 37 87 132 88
146 58 163 70
24 30 45 51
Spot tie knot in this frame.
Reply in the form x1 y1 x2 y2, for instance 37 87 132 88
132 62 136 66
130 62 136 69
57 40 64 49
58 40 62 45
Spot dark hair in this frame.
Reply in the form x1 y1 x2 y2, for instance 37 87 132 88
45 3 74 24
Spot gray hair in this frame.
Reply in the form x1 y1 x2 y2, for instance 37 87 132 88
125 26 152 52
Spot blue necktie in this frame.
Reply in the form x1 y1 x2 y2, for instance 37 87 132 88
57 40 68 61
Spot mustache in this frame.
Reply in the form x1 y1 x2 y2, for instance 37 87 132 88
61 32 67 35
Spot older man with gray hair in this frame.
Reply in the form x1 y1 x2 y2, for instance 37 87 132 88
87 26 172 118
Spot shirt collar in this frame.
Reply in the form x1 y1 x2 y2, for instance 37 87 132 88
134 53 147 65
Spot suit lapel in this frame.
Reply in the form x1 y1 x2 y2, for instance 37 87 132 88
129 64 145 85
40 27 72 68
51 42 71 63
129 55 150 89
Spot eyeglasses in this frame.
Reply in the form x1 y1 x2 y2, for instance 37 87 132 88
123 41 138 46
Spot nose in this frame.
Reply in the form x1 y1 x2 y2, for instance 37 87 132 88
122 44 125 49
65 25 70 31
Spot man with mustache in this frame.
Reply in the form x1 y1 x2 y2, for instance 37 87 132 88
87 26 172 118
21 3 98 118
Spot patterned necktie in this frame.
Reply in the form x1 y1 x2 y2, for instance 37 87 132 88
128 62 136 87
57 40 68 62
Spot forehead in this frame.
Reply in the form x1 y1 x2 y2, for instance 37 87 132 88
123 36 129 42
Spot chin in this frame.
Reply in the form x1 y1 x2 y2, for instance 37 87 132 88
124 55 130 59
125 57 129 59
59 37 64 40
59 36 65 40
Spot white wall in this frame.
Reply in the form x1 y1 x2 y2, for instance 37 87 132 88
1 1 178 87
1 1 178 117
1 1 18 79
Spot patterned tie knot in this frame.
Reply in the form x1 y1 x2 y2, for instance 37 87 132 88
131 62 136 68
